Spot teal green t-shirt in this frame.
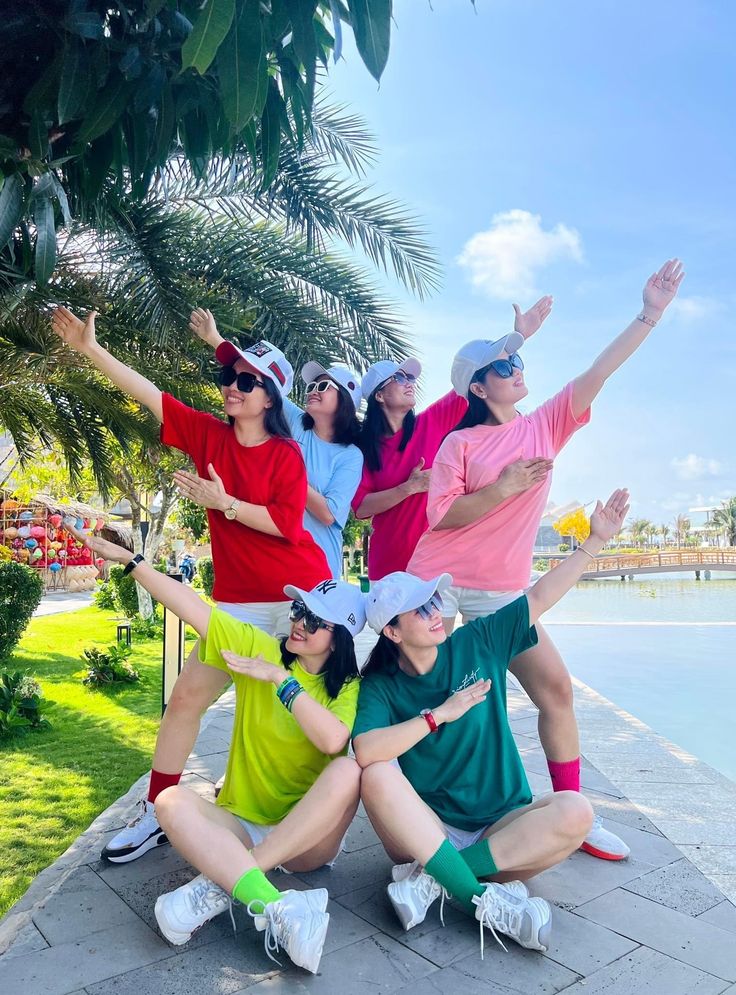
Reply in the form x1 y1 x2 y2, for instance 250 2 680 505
352 596 537 831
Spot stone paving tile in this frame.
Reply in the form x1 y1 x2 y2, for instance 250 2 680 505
595 820 681 866
623 857 725 916
294 843 393 898
582 788 663 835
336 878 466 944
342 814 383 853
618 782 736 823
656 819 736 845
509 715 541 737
530 848 666 910
0 918 173 995
592 759 718 784
698 901 736 933
188 732 232 757
1 918 49 959
558 946 731 994
244 934 438 994
321 899 379 956
680 845 736 876
183 751 228 783
710 875 736 905
94 839 189 889
32 865 143 946
513 732 540 752
542 907 638 977
576 888 736 982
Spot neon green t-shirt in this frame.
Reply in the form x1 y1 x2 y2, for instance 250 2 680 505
200 608 360 824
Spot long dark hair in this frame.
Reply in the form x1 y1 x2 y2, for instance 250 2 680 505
301 385 361 446
280 623 359 699
449 364 504 434
227 377 293 439
360 618 401 678
361 394 416 472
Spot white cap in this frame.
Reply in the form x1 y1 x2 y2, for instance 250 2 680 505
283 579 367 638
365 571 453 634
450 334 525 398
361 358 422 401
218 339 294 396
301 361 362 410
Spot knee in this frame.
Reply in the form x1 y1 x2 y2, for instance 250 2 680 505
154 784 188 829
360 761 397 804
537 667 574 712
166 677 211 719
323 756 362 796
554 791 594 840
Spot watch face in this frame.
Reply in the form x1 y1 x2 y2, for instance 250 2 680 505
224 509 235 520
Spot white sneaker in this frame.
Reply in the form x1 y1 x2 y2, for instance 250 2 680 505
387 864 446 931
580 815 630 861
472 881 552 956
248 889 330 974
101 798 169 863
155 873 234 945
390 860 417 883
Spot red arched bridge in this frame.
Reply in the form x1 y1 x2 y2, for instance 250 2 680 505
546 548 736 579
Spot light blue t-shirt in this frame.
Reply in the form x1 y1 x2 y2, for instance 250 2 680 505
283 399 364 578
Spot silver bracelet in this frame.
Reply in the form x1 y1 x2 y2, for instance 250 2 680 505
577 546 597 562
636 312 658 327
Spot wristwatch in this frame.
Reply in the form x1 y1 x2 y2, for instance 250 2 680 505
420 708 439 733
224 498 240 521
123 553 145 576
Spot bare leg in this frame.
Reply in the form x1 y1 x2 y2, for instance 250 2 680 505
481 792 593 883
253 757 362 873
508 623 579 763
152 641 230 774
360 761 448 864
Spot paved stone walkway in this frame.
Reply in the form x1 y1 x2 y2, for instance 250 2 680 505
33 591 94 617
2 629 736 994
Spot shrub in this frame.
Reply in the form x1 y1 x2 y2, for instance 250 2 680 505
558 543 570 552
93 580 118 612
534 559 550 572
191 574 203 590
108 564 140 619
0 561 44 662
198 557 215 598
82 644 140 687
131 614 163 640
0 671 52 738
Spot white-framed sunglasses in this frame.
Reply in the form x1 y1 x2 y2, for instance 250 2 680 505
306 380 338 394
415 593 443 620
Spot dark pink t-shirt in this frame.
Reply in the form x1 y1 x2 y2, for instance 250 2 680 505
352 391 467 579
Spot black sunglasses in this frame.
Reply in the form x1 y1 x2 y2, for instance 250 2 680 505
289 600 335 635
218 366 267 393
475 353 524 382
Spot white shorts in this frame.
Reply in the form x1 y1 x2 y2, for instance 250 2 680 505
235 816 345 869
441 572 541 623
217 601 291 637
442 821 488 850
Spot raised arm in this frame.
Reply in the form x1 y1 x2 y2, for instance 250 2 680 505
71 529 211 636
527 489 629 625
571 260 684 419
51 308 163 422
189 307 226 350
433 458 553 530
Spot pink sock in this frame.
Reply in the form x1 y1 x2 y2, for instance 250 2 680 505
547 757 580 792
147 769 182 803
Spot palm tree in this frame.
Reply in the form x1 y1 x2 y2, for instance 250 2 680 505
711 498 736 547
672 514 691 548
659 524 671 548
630 518 651 548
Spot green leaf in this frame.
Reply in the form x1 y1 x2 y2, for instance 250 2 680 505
260 80 284 190
0 134 17 159
64 10 104 40
151 84 175 166
58 41 92 125
284 0 318 69
218 0 267 131
83 130 116 199
0 173 24 247
181 0 236 76
51 175 72 227
23 51 63 116
28 110 48 160
34 195 56 285
75 75 129 146
347 0 391 81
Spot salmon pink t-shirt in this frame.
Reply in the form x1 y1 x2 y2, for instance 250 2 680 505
352 391 467 580
161 394 329 603
408 383 590 590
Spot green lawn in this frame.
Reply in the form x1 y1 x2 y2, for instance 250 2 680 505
0 606 196 917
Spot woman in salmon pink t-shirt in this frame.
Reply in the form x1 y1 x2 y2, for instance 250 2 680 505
50 305 330 866
352 300 552 580
409 259 685 862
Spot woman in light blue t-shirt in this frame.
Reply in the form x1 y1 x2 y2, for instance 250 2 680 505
282 362 364 578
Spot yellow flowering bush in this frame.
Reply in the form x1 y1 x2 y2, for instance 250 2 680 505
553 507 590 544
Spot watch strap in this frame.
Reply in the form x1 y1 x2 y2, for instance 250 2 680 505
123 553 145 576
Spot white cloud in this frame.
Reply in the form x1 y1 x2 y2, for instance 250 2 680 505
671 454 723 480
669 295 721 323
456 209 583 299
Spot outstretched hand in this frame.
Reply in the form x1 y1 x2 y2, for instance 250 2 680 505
589 489 630 543
189 308 222 348
642 259 685 318
221 651 287 685
174 463 230 512
512 296 553 340
51 306 98 353
67 525 132 565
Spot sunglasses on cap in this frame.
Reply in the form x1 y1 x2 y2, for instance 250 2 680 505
289 600 335 634
379 370 417 391
475 353 524 382
305 379 338 395
415 592 444 620
218 366 267 393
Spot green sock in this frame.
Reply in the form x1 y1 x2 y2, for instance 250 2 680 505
459 837 498 878
231 867 281 910
424 839 485 915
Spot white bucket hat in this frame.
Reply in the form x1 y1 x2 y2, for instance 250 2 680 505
361 358 422 401
217 339 294 397
283 579 367 637
301 361 362 410
451 334 525 398
365 571 453 634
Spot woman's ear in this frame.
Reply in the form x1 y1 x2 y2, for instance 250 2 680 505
469 381 487 400
383 623 401 645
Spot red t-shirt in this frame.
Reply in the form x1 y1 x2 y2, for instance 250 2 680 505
161 394 329 603
351 391 467 580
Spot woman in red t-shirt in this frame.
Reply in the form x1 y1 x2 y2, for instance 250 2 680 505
353 301 551 580
51 306 329 865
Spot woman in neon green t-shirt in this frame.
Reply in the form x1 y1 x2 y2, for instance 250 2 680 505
72 528 365 976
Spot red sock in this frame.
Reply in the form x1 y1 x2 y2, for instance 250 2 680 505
147 769 182 803
547 757 580 792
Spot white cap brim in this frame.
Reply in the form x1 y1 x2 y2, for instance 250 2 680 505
283 584 334 624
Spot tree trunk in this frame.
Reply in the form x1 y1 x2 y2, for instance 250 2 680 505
130 504 155 619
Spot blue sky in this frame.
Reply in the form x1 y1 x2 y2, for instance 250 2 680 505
329 0 735 524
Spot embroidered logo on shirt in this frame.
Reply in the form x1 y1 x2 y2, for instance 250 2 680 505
315 579 338 595
453 668 480 694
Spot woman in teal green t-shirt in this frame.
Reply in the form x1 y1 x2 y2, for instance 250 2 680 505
70 527 365 976
352 490 629 958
